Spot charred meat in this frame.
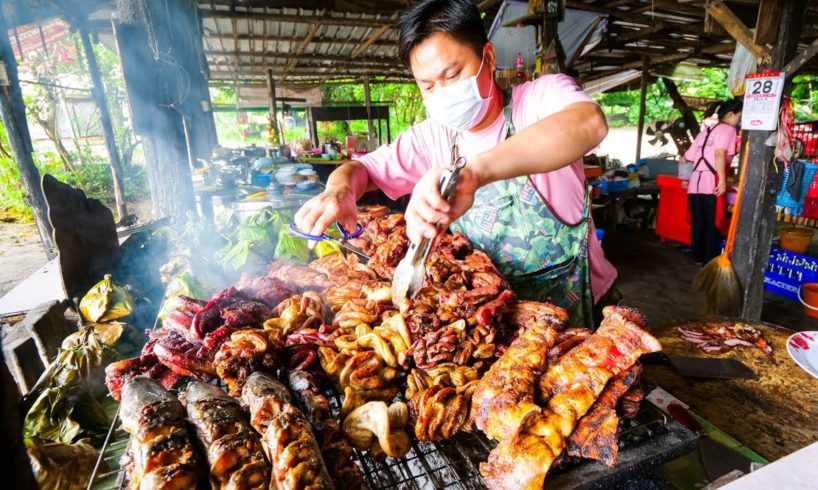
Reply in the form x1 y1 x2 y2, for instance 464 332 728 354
185 381 270 489
118 377 201 490
241 372 333 490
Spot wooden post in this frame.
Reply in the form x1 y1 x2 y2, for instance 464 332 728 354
0 7 56 259
661 77 701 138
539 1 566 74
732 0 806 320
113 0 214 218
79 28 128 221
363 76 376 147
635 56 650 162
266 68 280 146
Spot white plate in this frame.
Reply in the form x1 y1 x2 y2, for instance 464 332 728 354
787 331 818 379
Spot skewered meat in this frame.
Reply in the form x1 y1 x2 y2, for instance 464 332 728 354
566 364 642 467
241 372 333 490
185 381 270 489
677 321 772 355
118 377 201 490
267 260 330 293
471 322 559 442
213 329 279 396
481 306 661 489
287 369 367 490
343 401 411 458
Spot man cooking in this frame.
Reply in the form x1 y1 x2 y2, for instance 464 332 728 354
294 0 615 326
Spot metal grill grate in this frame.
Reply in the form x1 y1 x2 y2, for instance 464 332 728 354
90 383 694 490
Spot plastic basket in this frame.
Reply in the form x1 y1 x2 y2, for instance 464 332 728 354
765 247 818 300
775 161 818 216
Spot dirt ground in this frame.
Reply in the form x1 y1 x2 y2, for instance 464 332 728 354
0 221 48 297
602 228 818 332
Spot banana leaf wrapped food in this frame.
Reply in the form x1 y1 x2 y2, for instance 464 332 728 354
79 274 134 323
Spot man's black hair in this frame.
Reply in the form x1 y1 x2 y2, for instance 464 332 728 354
397 0 488 69
717 99 743 119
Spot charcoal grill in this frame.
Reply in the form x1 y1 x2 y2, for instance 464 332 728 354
88 384 697 490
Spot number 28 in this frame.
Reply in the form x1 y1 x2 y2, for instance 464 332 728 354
750 80 774 94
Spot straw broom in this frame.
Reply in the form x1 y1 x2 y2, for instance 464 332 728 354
692 143 750 315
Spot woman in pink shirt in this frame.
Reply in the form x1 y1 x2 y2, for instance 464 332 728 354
295 0 614 326
684 99 742 264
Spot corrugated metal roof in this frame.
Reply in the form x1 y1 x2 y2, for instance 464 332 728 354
198 3 411 85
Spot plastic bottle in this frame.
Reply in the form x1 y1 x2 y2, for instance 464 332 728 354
515 53 525 83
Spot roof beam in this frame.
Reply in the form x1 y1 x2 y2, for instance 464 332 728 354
631 0 703 16
782 36 818 78
477 0 504 10
610 21 670 44
350 12 398 58
281 23 320 81
622 51 694 69
704 0 771 61
198 7 393 28
206 33 391 47
205 50 401 67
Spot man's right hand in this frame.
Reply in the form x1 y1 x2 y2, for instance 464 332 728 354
293 184 359 245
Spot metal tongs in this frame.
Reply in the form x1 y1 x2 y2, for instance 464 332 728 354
391 149 467 305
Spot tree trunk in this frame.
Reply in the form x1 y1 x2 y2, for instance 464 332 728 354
0 7 56 258
114 0 216 218
80 28 128 221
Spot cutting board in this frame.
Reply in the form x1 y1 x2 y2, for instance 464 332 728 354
645 318 818 461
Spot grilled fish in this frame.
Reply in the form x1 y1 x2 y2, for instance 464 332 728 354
119 377 201 490
242 372 333 490
287 369 367 489
185 381 270 490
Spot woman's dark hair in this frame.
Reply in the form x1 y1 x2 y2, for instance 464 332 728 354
717 99 743 119
397 0 488 69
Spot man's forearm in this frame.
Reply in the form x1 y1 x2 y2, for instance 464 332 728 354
470 102 608 187
326 161 375 199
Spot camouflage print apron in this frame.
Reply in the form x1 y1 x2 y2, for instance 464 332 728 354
449 92 594 327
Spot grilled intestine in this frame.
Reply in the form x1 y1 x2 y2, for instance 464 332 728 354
184 381 270 489
118 377 201 490
478 306 661 489
104 207 660 488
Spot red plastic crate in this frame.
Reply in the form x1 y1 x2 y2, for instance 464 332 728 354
656 176 692 245
655 176 729 245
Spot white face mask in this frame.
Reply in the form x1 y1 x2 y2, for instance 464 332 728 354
422 52 493 132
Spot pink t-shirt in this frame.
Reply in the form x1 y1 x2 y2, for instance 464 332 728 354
684 123 737 194
358 74 617 302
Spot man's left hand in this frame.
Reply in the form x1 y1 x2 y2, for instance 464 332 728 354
405 163 482 244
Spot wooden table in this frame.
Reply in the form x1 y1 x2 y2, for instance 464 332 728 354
645 318 818 461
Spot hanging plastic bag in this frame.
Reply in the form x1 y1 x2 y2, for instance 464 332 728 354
727 39 758 96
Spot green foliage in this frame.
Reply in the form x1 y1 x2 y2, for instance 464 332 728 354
0 33 149 222
594 68 733 128
791 75 818 121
